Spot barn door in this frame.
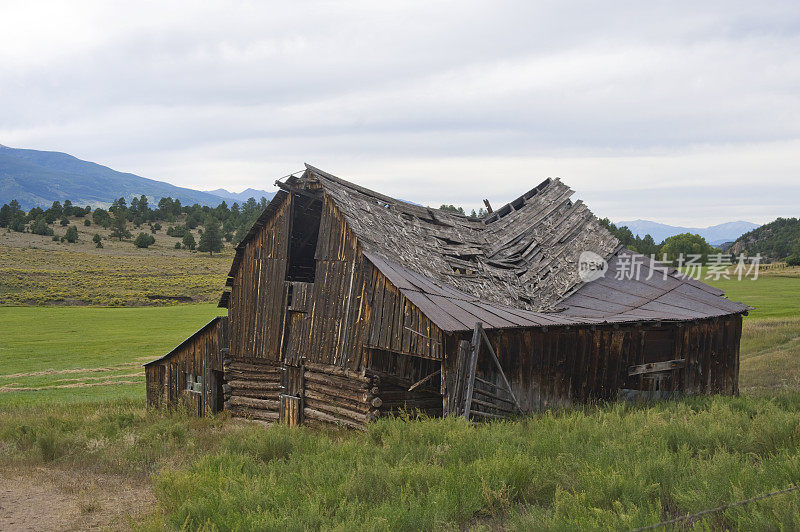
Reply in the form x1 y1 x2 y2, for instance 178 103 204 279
279 358 305 427
622 328 686 401
447 323 522 421
280 281 311 365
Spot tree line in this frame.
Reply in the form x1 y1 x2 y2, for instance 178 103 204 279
0 194 271 255
599 218 731 264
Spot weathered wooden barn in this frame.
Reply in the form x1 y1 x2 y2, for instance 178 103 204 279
146 165 750 427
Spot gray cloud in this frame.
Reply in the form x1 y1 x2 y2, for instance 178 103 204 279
1 0 799 225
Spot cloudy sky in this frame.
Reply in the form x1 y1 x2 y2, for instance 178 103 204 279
1 1 799 225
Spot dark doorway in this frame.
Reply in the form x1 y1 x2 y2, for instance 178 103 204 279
210 370 225 413
286 194 322 282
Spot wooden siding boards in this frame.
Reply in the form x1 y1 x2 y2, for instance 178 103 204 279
145 317 228 415
228 194 290 362
472 315 739 414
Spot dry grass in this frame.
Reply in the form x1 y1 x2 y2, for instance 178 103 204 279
0 244 230 306
739 316 800 393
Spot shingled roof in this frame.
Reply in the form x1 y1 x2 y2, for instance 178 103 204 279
223 165 750 332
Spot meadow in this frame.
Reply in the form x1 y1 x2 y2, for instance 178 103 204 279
0 304 224 406
0 245 230 306
1 252 800 529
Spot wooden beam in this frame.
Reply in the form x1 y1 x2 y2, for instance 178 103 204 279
274 180 322 200
463 323 482 419
408 369 441 392
628 359 686 376
472 384 516 405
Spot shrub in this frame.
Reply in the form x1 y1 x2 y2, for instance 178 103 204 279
134 232 156 248
65 225 78 243
174 242 181 249
182 233 196 250
786 254 800 266
84 219 91 227
166 225 187 238
10 218 26 232
60 217 69 227
92 234 102 244
31 217 54 236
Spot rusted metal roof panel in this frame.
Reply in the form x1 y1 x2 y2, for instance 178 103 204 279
559 250 751 323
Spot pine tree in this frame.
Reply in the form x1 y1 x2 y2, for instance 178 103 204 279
110 211 131 240
198 216 223 256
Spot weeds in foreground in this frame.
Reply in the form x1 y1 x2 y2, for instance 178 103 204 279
3 394 800 529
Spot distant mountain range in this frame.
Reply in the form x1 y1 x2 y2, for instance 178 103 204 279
205 187 275 203
616 219 761 246
0 145 275 209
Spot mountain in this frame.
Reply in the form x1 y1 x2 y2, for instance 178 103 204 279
616 219 760 245
0 145 239 209
206 188 276 203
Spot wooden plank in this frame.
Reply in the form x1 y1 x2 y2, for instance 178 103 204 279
469 396 515 414
408 369 441 392
463 323 482 419
628 359 686 376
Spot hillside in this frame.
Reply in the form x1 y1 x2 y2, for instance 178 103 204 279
0 145 260 209
731 217 800 260
617 219 759 245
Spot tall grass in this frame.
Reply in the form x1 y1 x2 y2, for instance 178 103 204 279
152 396 800 530
4 395 799 529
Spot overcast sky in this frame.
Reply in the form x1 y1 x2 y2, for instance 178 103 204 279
1 1 799 225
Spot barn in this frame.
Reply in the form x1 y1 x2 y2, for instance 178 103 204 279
145 165 750 427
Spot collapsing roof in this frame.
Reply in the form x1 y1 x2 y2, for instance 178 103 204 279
223 165 749 333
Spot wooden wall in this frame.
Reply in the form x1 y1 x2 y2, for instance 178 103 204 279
229 194 290 362
452 314 742 413
145 316 229 415
227 190 444 374
223 355 282 423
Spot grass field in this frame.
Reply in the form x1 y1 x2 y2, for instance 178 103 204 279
2 250 800 528
0 305 224 406
696 264 800 319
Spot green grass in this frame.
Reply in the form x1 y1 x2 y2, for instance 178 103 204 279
0 304 224 406
710 274 800 319
679 264 800 319
2 395 800 530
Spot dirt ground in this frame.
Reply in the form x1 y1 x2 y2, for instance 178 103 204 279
0 467 154 531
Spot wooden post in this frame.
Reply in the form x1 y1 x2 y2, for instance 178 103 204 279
479 327 522 412
463 323 482 419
